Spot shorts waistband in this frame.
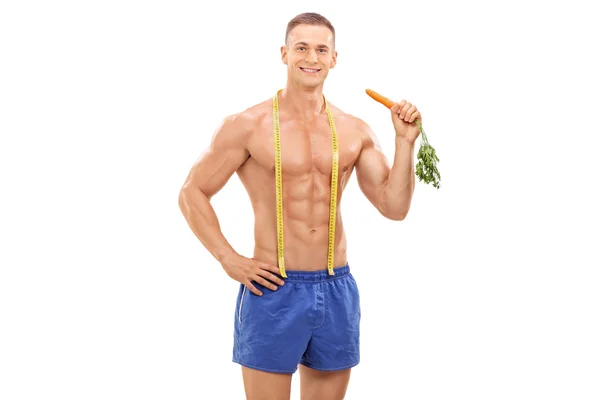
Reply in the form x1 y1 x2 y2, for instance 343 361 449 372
282 263 350 282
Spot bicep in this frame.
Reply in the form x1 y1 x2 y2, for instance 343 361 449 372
181 115 251 199
355 124 391 210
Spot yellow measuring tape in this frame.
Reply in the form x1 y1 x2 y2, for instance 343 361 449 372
273 90 339 277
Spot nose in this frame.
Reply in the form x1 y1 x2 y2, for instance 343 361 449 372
306 49 318 63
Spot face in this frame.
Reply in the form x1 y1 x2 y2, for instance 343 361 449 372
281 24 337 89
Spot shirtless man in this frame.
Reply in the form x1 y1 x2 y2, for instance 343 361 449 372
178 12 422 400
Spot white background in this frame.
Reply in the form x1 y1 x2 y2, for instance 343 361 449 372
1 0 599 399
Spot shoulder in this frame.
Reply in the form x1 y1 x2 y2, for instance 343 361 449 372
211 98 272 147
217 98 271 133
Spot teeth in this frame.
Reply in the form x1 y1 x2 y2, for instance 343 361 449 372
302 68 319 72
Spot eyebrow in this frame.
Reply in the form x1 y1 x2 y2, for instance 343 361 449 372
294 41 330 50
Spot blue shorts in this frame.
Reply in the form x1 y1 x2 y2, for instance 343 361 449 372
232 264 361 374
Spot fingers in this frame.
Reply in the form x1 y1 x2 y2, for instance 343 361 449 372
238 258 285 296
245 281 262 296
257 261 281 275
254 275 279 291
257 269 285 287
400 102 414 121
410 111 421 123
391 100 420 123
390 100 406 114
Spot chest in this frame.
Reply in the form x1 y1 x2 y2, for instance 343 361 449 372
250 115 361 177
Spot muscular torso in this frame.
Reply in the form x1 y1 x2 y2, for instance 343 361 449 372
237 99 365 271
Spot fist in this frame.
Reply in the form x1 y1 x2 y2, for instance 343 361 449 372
390 100 422 143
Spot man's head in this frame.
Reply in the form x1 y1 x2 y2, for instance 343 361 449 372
281 13 337 89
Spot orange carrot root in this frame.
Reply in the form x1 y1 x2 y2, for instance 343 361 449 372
365 88 395 109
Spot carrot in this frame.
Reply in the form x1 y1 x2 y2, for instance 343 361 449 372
365 88 395 109
365 88 441 189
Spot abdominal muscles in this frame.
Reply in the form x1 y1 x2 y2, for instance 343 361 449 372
243 165 347 271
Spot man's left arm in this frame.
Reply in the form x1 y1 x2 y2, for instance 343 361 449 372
354 100 421 221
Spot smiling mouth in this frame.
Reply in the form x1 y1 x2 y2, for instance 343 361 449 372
300 67 321 73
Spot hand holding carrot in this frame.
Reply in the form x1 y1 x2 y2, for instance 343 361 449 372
366 88 441 189
366 89 421 142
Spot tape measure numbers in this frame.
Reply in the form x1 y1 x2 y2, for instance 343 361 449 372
272 90 339 277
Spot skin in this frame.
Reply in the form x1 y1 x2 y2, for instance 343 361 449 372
178 23 421 400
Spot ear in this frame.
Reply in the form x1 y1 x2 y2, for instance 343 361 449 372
280 45 288 65
330 50 338 69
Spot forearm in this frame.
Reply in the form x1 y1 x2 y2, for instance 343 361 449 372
178 187 236 262
381 137 416 219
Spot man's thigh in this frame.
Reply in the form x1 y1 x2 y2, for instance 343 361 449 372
242 366 292 400
299 364 352 400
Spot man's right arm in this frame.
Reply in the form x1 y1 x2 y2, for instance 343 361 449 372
178 113 252 262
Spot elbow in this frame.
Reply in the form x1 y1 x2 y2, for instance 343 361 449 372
178 185 210 213
378 184 411 221
385 211 407 221
381 204 409 221
178 188 189 213
178 185 195 212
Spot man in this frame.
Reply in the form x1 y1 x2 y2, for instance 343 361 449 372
178 12 422 400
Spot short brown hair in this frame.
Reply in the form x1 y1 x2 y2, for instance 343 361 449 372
285 12 335 46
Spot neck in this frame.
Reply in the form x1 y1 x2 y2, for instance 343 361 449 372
280 82 326 120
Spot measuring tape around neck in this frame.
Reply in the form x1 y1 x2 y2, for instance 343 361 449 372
272 89 339 277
